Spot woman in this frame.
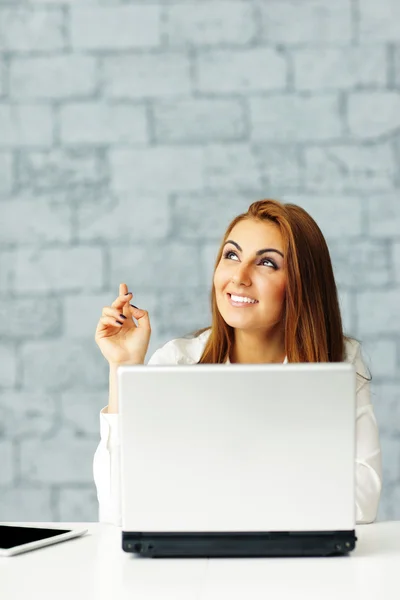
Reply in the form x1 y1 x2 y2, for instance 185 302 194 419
93 199 382 527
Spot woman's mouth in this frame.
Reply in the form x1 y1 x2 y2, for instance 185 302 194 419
227 293 259 307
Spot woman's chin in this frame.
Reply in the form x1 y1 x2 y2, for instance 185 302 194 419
219 310 255 329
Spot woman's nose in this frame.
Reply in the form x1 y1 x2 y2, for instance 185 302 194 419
231 264 251 286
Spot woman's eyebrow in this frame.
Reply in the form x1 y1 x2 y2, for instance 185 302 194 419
224 240 284 258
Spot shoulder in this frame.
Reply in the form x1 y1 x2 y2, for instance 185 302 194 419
343 337 361 363
343 336 370 382
148 329 211 365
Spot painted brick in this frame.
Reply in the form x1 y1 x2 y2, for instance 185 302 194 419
0 344 17 388
0 57 5 97
393 242 400 285
356 290 400 335
77 191 169 243
380 436 400 486
153 98 246 143
249 95 342 141
361 338 398 378
63 292 115 339
281 193 363 238
0 441 13 485
203 144 262 190
378 483 400 521
0 251 13 292
0 7 64 51
329 239 391 289
394 46 400 87
338 289 354 336
0 487 53 522
252 144 300 188
10 55 97 100
172 191 255 239
164 1 256 46
372 383 400 437
110 242 202 288
1 187 104 208
359 0 400 42
61 392 107 436
2 247 103 293
0 152 13 195
294 47 387 90
367 194 400 237
20 427 99 484
103 52 191 98
110 147 204 193
156 288 211 338
60 102 148 145
70 6 160 50
259 0 352 44
195 47 287 93
348 92 400 138
0 392 57 439
58 487 98 522
304 143 397 191
17 149 104 190
0 298 61 338
21 340 108 391
0 105 53 148
0 198 71 244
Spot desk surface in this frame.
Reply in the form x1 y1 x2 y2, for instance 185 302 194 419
1 521 399 600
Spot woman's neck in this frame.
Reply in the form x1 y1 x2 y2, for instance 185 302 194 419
230 327 286 364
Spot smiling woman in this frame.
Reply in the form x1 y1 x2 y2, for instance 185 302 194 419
211 217 287 365
93 198 382 528
197 199 345 365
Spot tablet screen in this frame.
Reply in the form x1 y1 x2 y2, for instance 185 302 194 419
0 525 71 549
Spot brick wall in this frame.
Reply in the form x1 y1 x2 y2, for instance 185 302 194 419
0 0 399 522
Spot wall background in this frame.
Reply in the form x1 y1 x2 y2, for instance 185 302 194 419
0 0 399 522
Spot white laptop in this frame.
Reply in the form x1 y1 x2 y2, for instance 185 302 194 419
118 363 357 557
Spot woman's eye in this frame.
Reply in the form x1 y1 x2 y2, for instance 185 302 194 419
224 251 277 269
261 258 277 268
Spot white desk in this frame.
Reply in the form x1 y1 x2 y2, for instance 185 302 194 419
1 521 399 600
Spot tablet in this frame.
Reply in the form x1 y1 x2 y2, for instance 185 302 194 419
0 525 88 557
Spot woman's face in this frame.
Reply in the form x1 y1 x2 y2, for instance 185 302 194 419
213 219 287 332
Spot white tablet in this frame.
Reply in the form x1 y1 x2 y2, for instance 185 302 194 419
0 525 88 557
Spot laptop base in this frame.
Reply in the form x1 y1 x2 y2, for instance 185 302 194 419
122 530 357 558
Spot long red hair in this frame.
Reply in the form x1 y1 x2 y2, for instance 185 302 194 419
196 199 346 364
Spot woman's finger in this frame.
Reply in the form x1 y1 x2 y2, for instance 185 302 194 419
129 305 151 330
111 292 133 311
95 317 121 339
102 306 130 323
99 316 124 328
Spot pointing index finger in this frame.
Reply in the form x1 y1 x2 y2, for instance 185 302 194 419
112 291 132 310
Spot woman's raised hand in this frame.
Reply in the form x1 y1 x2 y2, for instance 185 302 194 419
95 283 151 366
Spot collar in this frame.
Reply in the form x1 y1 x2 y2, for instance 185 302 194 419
225 355 288 364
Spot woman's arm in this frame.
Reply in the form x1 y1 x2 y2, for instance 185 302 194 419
93 341 180 526
353 343 383 523
93 407 121 525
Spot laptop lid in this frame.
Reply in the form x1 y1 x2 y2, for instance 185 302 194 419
118 363 356 533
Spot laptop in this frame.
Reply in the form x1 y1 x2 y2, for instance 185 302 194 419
118 362 357 558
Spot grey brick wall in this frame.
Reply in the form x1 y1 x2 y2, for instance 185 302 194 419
0 0 399 523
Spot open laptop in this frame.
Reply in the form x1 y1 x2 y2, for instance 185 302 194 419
118 363 357 558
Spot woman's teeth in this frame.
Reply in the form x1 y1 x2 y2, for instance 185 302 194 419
230 294 258 304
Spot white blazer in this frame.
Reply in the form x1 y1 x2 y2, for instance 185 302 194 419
93 330 382 527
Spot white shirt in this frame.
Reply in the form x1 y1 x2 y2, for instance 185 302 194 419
93 330 382 527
